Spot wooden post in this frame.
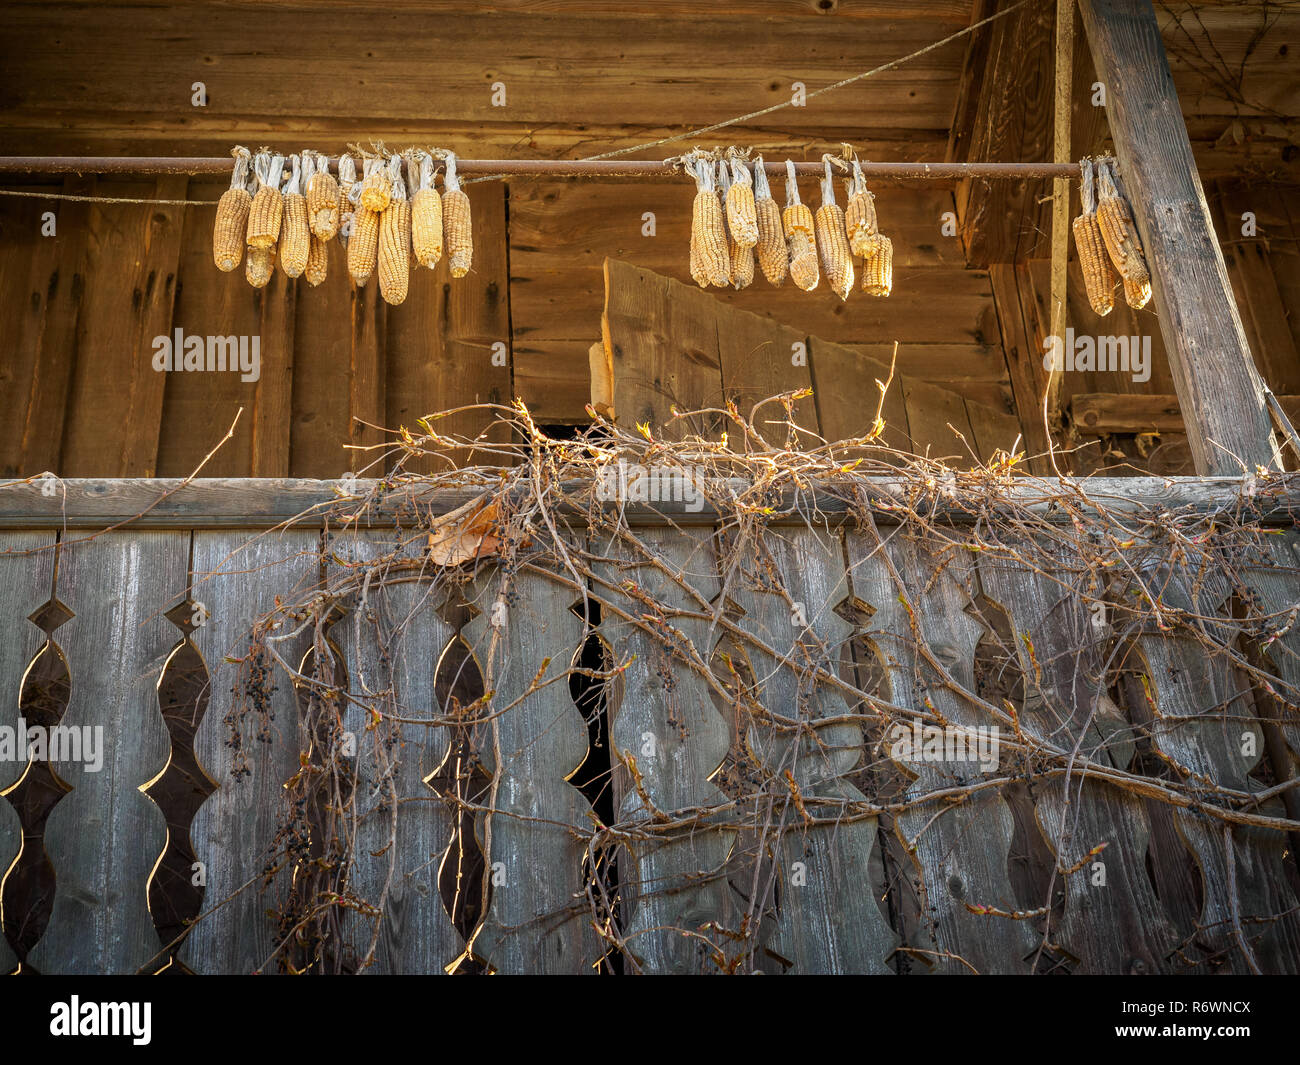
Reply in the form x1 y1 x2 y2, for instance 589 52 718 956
1078 0 1276 475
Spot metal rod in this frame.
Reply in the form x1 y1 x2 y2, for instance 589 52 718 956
0 156 1081 180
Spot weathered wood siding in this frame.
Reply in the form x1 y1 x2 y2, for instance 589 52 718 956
1 478 1297 974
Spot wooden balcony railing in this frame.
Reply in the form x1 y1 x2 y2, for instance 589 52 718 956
1 476 1298 974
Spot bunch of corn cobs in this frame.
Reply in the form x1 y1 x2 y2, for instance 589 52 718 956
685 148 892 301
1072 155 1152 315
211 145 473 305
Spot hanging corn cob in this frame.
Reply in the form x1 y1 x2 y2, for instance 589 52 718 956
304 234 329 287
212 146 252 272
1096 159 1151 309
686 152 729 288
409 150 444 269
246 246 274 288
844 157 878 257
861 234 893 297
1072 158 1116 316
358 154 392 212
815 157 854 300
337 154 357 251
246 151 285 249
305 150 340 241
378 155 411 306
279 154 310 279
783 160 819 292
1122 276 1152 310
725 153 758 249
347 160 379 286
717 159 753 289
752 157 786 287
442 152 473 278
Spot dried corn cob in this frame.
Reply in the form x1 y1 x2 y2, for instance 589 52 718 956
359 155 391 212
861 234 893 297
409 150 444 268
816 158 854 300
844 157 878 257
1096 159 1150 286
1072 158 1116 316
246 151 285 249
279 154 310 278
304 233 329 287
378 156 411 305
305 151 340 241
1123 275 1152 310
716 160 753 289
752 158 786 286
246 245 274 288
213 146 252 272
348 207 379 286
442 153 473 278
337 154 357 251
686 154 729 288
725 154 758 249
782 160 819 292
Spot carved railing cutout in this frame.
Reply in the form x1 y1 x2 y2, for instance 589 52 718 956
837 597 923 975
277 604 353 974
566 598 625 974
965 592 1064 970
143 598 216 974
430 629 491 974
3 609 72 971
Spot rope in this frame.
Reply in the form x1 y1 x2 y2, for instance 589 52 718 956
0 0 1034 206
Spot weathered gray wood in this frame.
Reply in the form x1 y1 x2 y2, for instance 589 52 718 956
1033 780 1176 974
977 546 1179 973
0 531 57 974
180 530 320 974
593 526 736 973
722 526 896 974
332 534 462 973
1078 0 1276 474
27 531 188 974
1240 532 1300 763
1140 630 1300 974
0 476 1295 528
465 566 600 973
846 529 1036 974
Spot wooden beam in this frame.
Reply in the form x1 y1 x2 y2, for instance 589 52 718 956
1078 0 1276 476
949 0 1055 267
989 263 1054 473
1072 391 1300 436
0 475 1293 529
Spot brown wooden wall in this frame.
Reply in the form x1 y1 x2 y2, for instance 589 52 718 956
2 1 1300 480
0 178 512 479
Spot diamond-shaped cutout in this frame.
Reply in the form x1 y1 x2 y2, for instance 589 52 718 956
710 593 748 623
834 594 876 629
164 598 200 637
28 597 73 635
435 581 481 630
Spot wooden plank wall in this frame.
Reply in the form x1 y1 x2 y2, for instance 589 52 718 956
600 260 1020 467
515 182 1012 426
0 179 513 480
2 518 1298 974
